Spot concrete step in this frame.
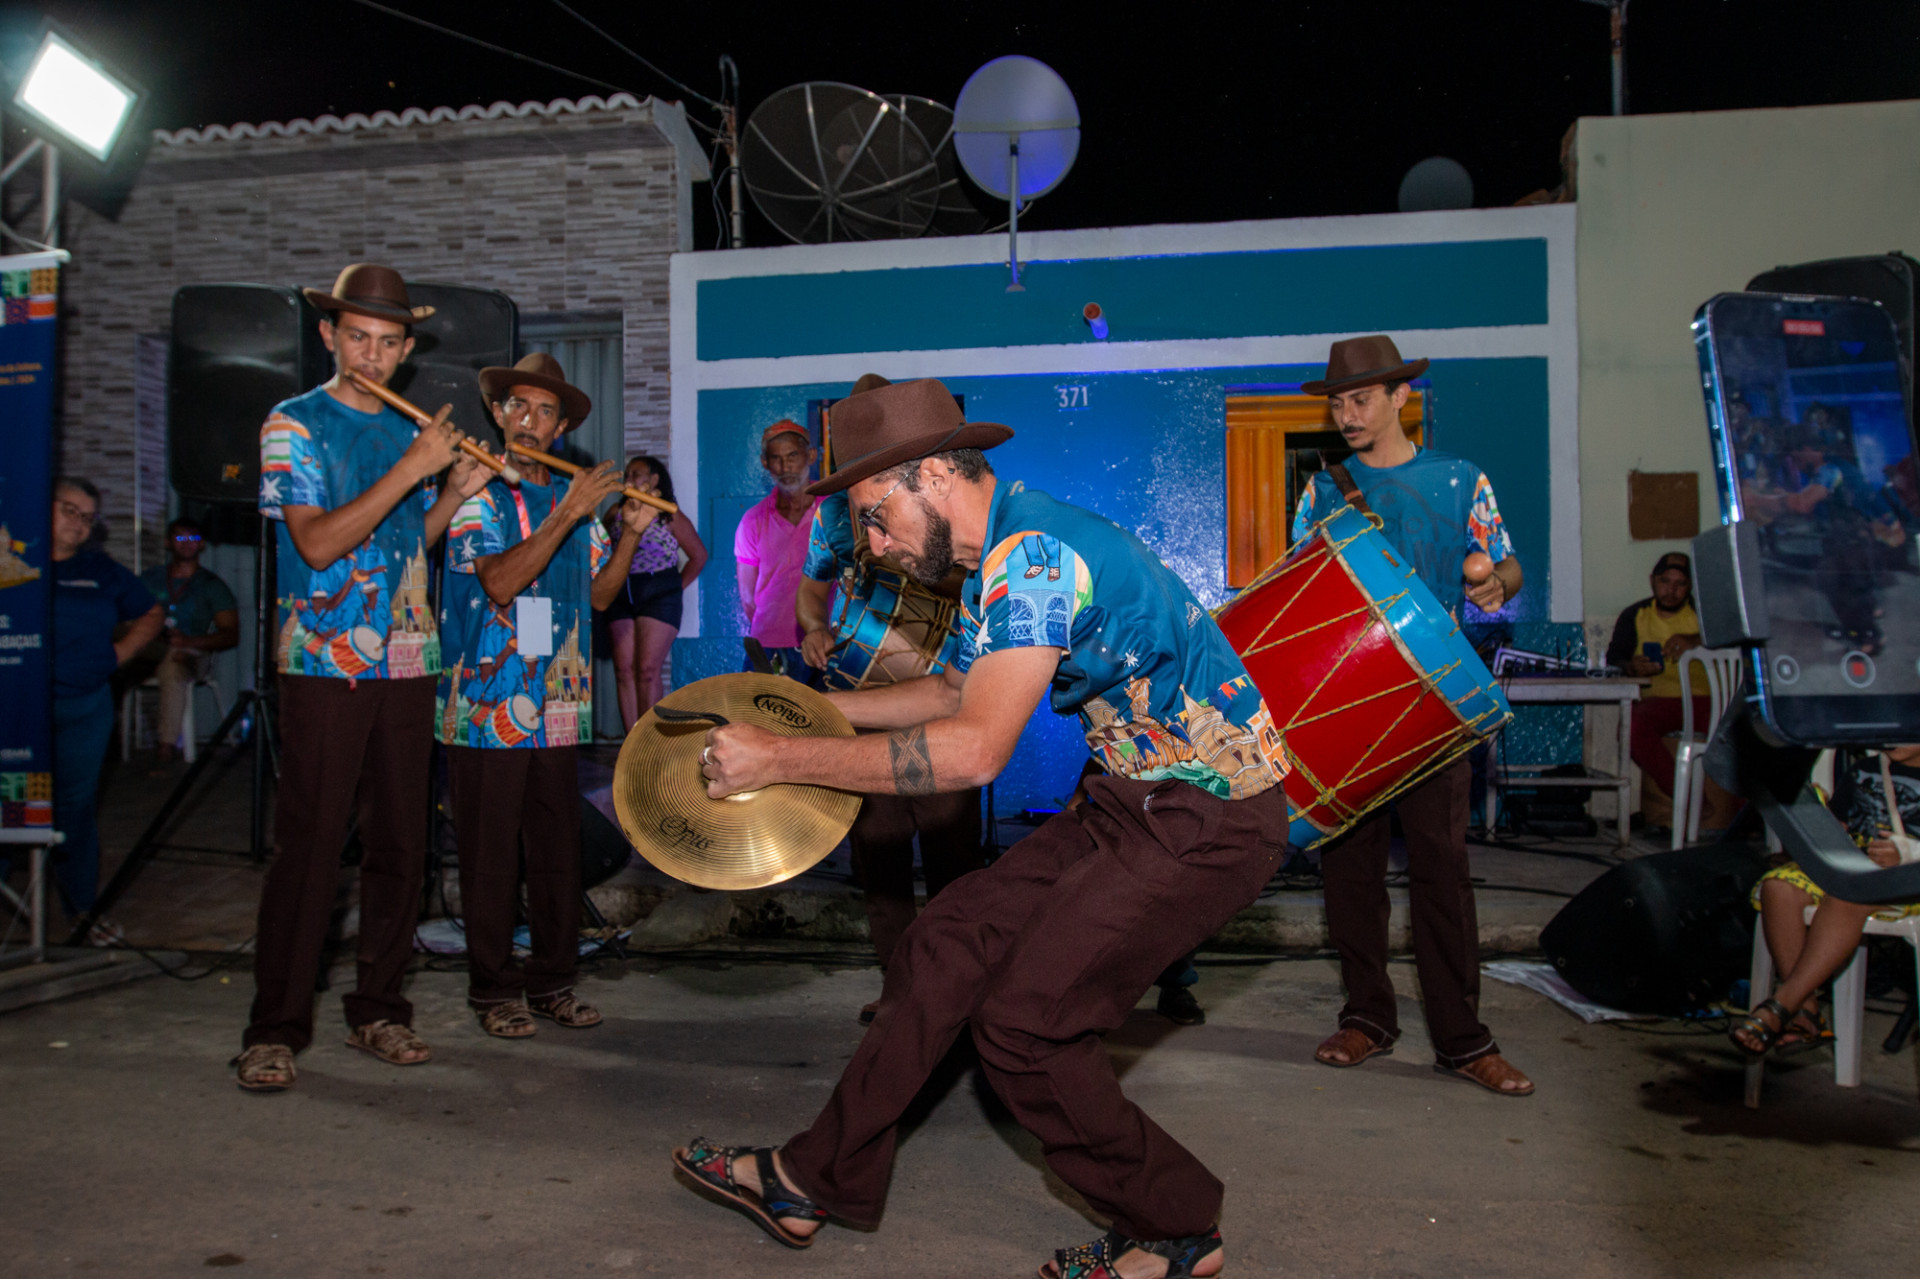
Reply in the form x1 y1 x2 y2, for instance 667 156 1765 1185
0 947 186 1014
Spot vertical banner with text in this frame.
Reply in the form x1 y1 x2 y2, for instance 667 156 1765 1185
0 250 62 830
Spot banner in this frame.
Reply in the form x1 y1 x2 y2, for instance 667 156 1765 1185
0 250 62 830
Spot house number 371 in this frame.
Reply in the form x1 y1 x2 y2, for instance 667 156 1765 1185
1055 384 1090 410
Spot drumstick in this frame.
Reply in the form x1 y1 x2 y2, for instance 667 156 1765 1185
343 370 523 484
505 442 678 514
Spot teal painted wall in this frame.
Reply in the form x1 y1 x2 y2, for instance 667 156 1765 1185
697 239 1549 360
675 355 1578 814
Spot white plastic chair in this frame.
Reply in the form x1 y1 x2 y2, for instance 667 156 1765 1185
120 671 225 764
1744 906 1920 1107
1669 647 1746 850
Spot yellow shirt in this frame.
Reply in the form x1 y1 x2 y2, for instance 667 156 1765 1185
1636 601 1708 698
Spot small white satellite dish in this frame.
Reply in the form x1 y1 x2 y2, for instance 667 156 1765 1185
953 55 1081 290
1397 156 1474 212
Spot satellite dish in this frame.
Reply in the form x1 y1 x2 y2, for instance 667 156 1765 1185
1398 156 1474 212
741 82 941 244
953 55 1080 290
882 94 989 237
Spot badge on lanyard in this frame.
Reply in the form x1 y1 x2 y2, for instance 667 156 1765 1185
516 596 554 658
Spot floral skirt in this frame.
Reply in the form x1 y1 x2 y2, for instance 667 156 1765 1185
1752 862 1920 921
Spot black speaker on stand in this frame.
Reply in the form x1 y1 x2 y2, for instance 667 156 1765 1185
76 287 332 942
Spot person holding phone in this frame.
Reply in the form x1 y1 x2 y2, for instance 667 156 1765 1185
1605 552 1712 837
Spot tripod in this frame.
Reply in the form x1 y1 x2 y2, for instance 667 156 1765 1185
71 516 279 944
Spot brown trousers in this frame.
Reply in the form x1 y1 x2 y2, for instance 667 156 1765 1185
447 744 583 1004
1319 757 1496 1066
783 773 1288 1241
848 787 984 967
245 675 434 1052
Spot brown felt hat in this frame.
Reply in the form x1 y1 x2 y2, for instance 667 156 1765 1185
478 352 591 432
805 378 1011 496
1302 334 1429 396
302 263 435 326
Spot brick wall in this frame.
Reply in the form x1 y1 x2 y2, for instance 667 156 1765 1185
56 95 699 564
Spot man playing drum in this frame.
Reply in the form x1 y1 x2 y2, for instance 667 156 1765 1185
437 354 645 1038
675 378 1290 1279
236 264 492 1091
796 373 983 1021
1290 334 1534 1097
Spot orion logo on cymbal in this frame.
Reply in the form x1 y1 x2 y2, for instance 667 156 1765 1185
752 694 812 729
658 815 711 850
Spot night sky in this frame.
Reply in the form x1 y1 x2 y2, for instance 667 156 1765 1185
2 0 1916 250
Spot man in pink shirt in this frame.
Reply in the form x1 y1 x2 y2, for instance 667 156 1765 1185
734 420 821 682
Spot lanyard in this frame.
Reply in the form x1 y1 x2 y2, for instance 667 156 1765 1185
508 486 540 595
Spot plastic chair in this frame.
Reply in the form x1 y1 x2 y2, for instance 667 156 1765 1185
1744 904 1920 1107
1669 647 1746 850
120 670 225 764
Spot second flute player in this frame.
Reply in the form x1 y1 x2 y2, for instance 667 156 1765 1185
235 263 493 1092
439 353 648 1037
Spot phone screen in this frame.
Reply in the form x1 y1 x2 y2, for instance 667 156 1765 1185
1698 292 1920 744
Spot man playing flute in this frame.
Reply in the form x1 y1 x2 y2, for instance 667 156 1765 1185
436 353 644 1037
234 264 490 1092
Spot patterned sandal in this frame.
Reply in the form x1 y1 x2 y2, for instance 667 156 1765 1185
1041 1227 1224 1279
475 1000 537 1039
528 989 602 1028
231 1044 296 1093
670 1138 827 1249
345 1019 432 1065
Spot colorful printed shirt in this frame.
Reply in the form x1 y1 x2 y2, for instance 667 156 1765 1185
803 491 959 683
259 386 440 680
734 489 818 647
437 477 610 749
1290 448 1514 616
955 483 1287 800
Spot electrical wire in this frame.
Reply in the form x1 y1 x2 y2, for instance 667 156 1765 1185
546 0 722 111
345 0 635 98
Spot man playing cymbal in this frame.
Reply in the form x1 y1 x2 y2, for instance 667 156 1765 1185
674 378 1291 1279
236 263 490 1092
437 353 644 1038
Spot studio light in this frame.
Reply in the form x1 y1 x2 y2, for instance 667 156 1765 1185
12 30 140 162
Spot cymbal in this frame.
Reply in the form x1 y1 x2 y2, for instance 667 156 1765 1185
612 673 860 891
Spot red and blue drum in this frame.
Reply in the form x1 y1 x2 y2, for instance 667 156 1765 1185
327 625 386 677
487 693 540 748
1214 503 1511 850
822 571 960 693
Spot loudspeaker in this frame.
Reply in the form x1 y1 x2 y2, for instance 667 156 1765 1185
1540 843 1767 1015
391 283 518 447
167 285 330 506
580 796 632 891
1748 253 1918 412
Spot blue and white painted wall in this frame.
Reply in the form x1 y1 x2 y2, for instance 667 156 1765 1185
669 206 1579 811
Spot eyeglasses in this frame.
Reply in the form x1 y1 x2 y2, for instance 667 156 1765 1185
856 475 907 535
172 532 202 543
55 499 96 523
504 396 561 424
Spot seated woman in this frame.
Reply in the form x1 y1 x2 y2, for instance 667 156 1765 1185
1732 744 1920 1055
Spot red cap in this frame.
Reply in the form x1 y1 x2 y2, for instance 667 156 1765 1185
761 420 809 450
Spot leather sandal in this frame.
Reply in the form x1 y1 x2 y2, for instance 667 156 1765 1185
475 1000 537 1039
1730 998 1793 1057
345 1019 432 1065
1435 1052 1535 1096
671 1138 827 1249
1314 1026 1392 1068
1041 1227 1224 1279
528 990 602 1029
231 1043 296 1092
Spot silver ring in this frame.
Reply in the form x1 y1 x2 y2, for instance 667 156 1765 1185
701 746 712 766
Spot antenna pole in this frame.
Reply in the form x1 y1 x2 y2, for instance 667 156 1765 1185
1005 139 1023 293
1609 1 1628 115
720 55 744 249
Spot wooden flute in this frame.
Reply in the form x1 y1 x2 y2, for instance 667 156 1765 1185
342 370 524 484
505 443 679 514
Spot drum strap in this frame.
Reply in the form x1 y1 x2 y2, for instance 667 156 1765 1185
1326 463 1378 520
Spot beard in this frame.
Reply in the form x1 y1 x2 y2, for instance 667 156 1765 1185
903 498 957 586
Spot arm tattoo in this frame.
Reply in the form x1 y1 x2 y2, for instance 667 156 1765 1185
887 726 937 795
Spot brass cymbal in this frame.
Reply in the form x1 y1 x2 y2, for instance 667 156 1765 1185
612 673 860 891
